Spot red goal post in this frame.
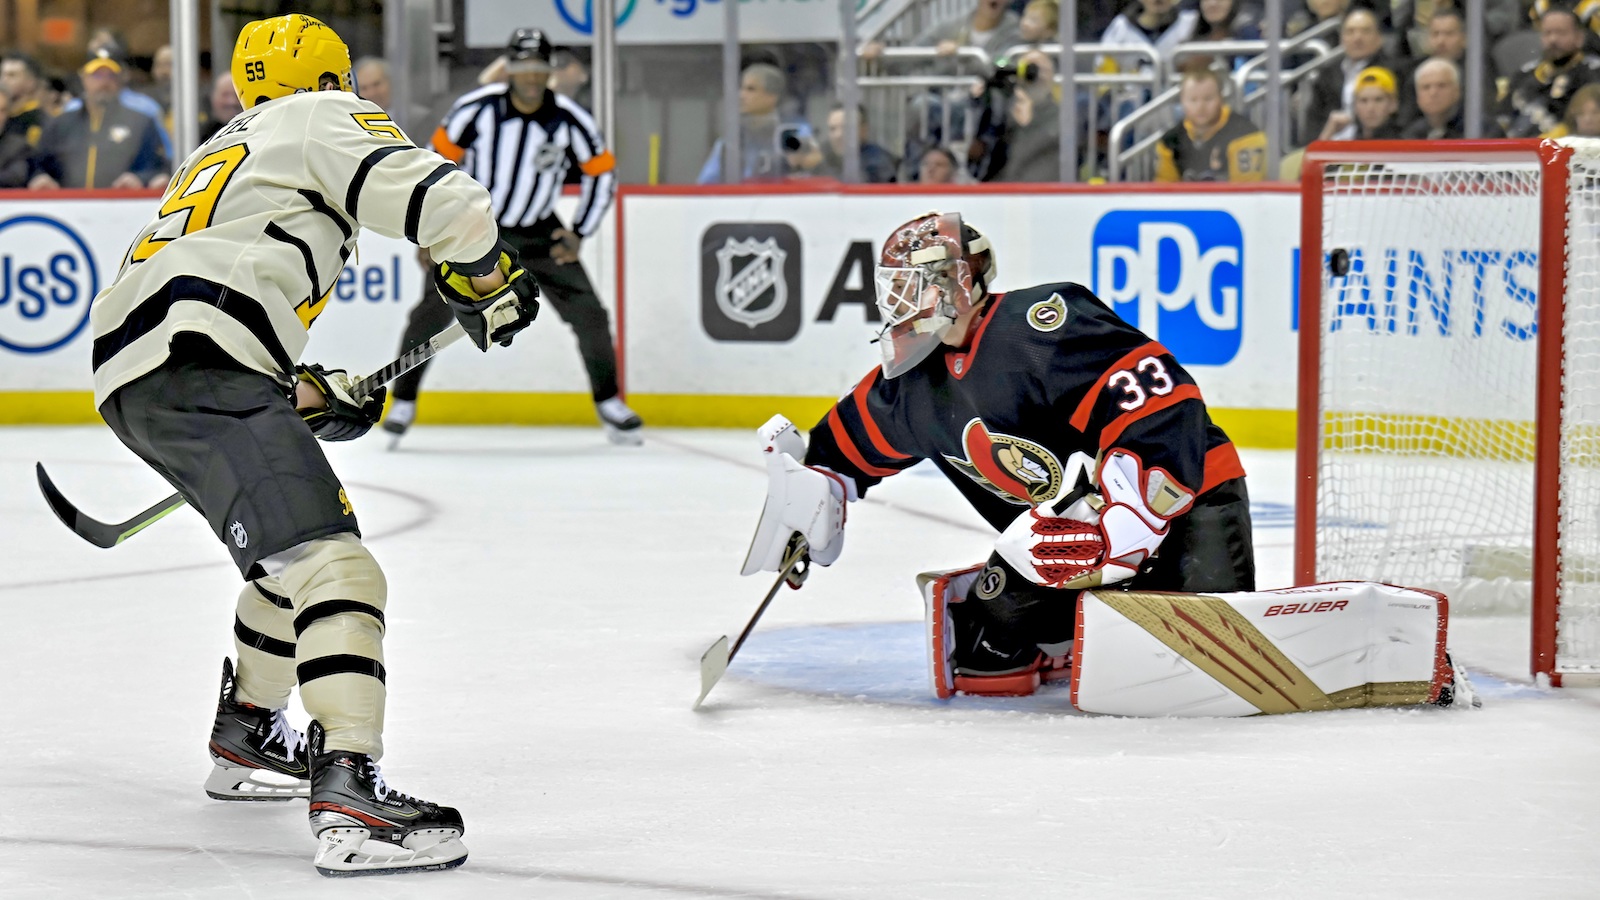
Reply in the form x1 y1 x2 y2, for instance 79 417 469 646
1295 139 1600 685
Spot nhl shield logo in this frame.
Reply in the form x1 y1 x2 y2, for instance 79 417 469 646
715 237 788 328
701 223 802 342
229 520 248 549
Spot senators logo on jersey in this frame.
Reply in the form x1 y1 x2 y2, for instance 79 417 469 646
942 419 1065 505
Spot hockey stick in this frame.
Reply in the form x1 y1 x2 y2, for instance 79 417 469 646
693 534 811 710
35 322 468 549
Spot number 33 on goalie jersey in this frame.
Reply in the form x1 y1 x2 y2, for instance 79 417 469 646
89 90 500 408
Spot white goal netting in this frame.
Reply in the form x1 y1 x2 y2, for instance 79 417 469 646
1310 141 1600 676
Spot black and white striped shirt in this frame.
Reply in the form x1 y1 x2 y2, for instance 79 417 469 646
431 84 616 238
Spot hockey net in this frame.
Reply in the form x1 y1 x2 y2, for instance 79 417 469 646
1296 139 1600 684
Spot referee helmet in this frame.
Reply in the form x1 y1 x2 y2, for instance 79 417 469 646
506 28 554 73
232 14 354 110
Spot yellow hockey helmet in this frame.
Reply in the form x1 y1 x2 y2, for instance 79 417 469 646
231 14 354 110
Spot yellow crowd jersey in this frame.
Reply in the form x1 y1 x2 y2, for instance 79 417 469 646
90 90 499 407
1154 107 1267 184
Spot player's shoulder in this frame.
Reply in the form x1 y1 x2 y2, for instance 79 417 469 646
992 282 1144 349
257 90 383 128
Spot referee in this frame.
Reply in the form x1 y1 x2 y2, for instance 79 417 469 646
382 28 642 445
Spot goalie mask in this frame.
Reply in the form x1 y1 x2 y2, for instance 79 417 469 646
873 211 996 378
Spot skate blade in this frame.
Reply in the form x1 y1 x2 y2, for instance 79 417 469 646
314 826 467 877
603 424 644 446
204 764 309 801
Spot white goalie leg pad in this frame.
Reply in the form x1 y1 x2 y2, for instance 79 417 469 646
917 564 987 699
741 415 853 575
314 827 468 877
1071 582 1453 717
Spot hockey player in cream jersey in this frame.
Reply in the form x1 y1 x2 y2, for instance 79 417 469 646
89 14 538 876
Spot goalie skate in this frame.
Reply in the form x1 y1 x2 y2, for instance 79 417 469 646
306 720 467 877
205 658 310 801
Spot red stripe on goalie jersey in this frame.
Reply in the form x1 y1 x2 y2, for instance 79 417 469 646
850 369 913 462
1065 340 1228 496
825 408 902 478
1068 341 1175 433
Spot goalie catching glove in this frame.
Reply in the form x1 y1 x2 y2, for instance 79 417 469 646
296 364 386 442
435 240 541 351
995 450 1195 589
741 415 854 576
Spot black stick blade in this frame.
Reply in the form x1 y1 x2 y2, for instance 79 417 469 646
35 463 187 549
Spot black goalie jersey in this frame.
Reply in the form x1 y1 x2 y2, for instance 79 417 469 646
805 282 1245 531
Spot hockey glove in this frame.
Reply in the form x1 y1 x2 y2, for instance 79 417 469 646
741 414 854 576
435 241 541 351
995 450 1194 590
295 364 386 442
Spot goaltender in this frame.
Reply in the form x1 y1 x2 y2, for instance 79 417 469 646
739 210 1478 716
87 14 537 875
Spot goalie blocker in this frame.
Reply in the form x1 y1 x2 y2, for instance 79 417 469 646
924 574 1475 715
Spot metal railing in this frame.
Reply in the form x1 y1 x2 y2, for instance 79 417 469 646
1105 20 1343 182
855 42 1164 180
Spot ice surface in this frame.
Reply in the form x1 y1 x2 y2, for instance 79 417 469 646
2 426 1597 898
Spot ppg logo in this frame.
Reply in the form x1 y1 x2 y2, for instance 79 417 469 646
1092 210 1243 365
0 215 99 354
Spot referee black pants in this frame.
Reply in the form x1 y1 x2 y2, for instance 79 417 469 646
392 215 620 403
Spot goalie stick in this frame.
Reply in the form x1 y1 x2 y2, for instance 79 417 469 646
35 322 468 549
694 533 811 710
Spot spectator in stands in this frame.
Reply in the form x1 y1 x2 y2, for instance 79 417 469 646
1099 0 1200 73
145 45 173 114
353 57 393 114
42 75 72 119
1319 65 1405 139
1401 58 1496 138
1397 1 1517 59
1499 6 1600 138
198 73 242 143
1 52 49 146
1528 0 1600 55
1418 9 1496 80
0 90 31 187
1195 0 1262 41
27 51 167 190
1187 0 1264 72
1155 68 1265 182
551 49 591 106
61 45 171 160
1017 0 1060 46
862 0 1022 64
698 63 816 184
917 145 971 184
1287 0 1351 38
1552 82 1600 138
1304 8 1404 144
809 103 898 183
970 50 1061 182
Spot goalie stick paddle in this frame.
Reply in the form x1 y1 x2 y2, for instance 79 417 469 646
694 534 811 710
35 322 468 549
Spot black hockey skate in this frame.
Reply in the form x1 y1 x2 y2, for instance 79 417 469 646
306 720 467 876
596 396 644 446
1433 651 1482 710
205 658 310 801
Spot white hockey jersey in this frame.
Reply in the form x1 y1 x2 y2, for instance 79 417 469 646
89 90 499 407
